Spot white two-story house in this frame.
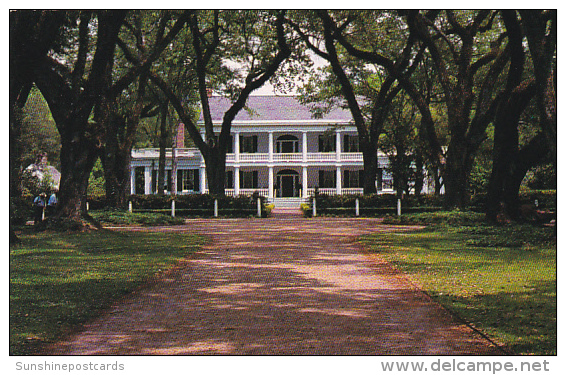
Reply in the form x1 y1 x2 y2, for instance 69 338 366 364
130 95 430 205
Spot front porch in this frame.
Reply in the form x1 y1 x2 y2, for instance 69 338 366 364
226 165 373 200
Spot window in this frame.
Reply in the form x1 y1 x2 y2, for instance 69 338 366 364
318 170 336 188
276 135 299 153
344 169 364 188
177 169 199 192
240 170 258 189
135 167 145 194
318 134 336 152
343 135 359 152
240 135 258 153
382 169 394 190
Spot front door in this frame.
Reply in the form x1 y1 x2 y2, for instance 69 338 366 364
281 175 296 197
277 170 299 197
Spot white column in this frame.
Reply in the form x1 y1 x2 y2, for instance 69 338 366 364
268 166 274 199
336 166 342 195
302 166 308 198
130 167 136 195
234 167 240 196
199 167 206 193
302 131 308 162
268 131 274 162
336 130 342 162
234 132 240 162
144 166 151 195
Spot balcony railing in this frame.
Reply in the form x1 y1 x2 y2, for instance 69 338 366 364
133 148 365 164
220 188 365 197
132 148 198 158
216 189 269 197
227 152 364 163
306 188 364 196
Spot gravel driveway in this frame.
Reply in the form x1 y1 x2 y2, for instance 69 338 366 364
46 212 501 355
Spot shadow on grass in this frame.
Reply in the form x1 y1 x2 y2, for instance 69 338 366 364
10 278 143 355
361 226 556 355
434 279 557 355
10 230 203 355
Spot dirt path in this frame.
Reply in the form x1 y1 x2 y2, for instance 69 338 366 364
46 213 501 355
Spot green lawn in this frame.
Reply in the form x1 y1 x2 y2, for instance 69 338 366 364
10 229 205 355
362 223 556 355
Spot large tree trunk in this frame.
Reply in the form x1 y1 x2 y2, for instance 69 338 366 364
486 101 520 221
33 11 127 222
361 141 378 195
56 124 100 220
102 77 148 207
103 137 132 208
443 137 475 209
204 147 227 196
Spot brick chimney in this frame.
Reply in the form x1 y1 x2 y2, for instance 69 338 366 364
176 123 185 148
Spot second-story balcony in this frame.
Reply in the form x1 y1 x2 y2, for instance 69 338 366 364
226 152 364 164
132 148 365 164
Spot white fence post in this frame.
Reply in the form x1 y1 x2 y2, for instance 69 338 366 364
129 201 133 213
214 199 218 217
257 197 262 218
355 198 360 217
171 199 176 217
397 198 402 216
313 198 317 217
86 201 89 212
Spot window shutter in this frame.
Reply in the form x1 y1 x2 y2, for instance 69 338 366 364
344 170 350 188
152 170 157 193
344 135 350 152
226 170 233 189
253 170 258 188
177 170 183 191
227 135 233 153
194 169 200 192
253 135 258 153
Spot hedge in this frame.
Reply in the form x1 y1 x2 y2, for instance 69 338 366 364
305 193 444 216
469 190 556 212
125 194 269 217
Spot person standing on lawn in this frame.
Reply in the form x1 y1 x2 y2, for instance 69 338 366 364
33 193 47 225
47 190 58 217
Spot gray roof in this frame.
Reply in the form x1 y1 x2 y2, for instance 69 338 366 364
202 95 352 122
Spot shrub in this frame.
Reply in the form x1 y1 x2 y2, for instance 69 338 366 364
382 210 485 226
307 193 443 216
90 209 185 226
86 195 110 210
300 203 312 218
126 194 269 217
519 190 556 210
10 195 34 226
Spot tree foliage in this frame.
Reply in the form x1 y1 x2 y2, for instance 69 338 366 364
10 9 556 225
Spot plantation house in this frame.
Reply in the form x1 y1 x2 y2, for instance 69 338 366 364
130 96 433 206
